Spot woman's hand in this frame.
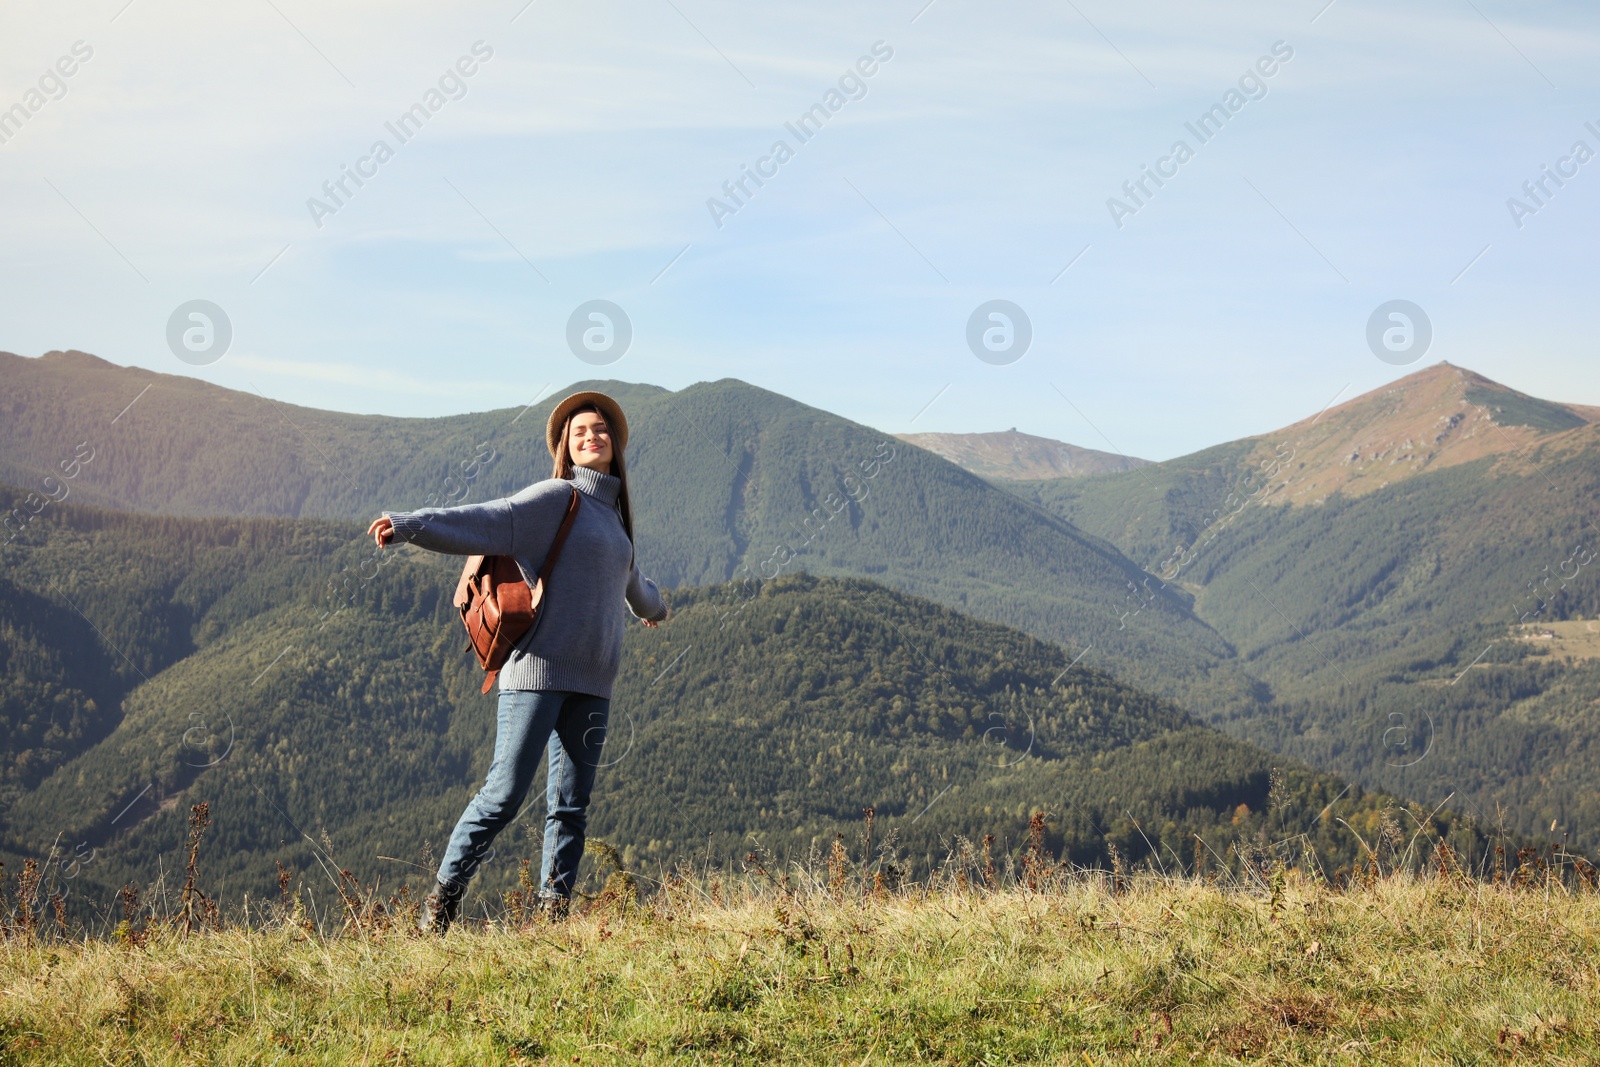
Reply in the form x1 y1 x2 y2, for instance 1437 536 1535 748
367 516 395 548
640 605 671 628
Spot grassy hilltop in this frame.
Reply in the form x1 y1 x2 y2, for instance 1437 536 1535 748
2 838 1597 1066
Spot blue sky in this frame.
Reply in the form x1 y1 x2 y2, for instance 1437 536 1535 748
2 0 1597 460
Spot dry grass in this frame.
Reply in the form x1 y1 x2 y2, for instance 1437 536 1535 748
2 838 1598 1065
1513 618 1600 663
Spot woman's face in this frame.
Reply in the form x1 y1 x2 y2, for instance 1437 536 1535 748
567 410 614 472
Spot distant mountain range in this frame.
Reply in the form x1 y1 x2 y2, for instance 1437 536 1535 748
894 430 1149 481
1001 361 1600 848
4 349 1597 877
0 348 1262 727
924 362 1592 506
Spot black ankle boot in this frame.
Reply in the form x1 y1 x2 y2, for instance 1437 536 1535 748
419 879 465 935
536 894 570 923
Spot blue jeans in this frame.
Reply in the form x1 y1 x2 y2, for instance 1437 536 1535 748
436 689 610 899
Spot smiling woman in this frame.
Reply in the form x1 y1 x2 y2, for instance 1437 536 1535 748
366 389 669 934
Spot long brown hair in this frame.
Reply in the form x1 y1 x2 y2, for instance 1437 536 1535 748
551 403 634 552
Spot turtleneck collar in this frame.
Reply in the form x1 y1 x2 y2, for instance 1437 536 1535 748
568 463 621 506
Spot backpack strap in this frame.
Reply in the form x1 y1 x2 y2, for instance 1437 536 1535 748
539 486 582 584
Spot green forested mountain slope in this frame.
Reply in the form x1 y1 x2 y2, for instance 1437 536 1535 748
0 350 1263 721
1001 438 1263 572
614 377 1261 717
0 492 1479 918
997 366 1600 849
0 501 357 806
1158 455 1600 847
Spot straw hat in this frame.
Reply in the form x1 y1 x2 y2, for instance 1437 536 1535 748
545 390 629 459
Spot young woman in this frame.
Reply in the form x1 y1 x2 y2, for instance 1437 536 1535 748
367 391 669 934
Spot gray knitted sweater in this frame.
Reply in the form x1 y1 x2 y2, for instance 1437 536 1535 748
383 465 667 698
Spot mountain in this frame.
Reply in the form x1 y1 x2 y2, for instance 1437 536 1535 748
0 349 674 522
1002 362 1597 566
0 349 1265 723
0 508 350 806
8 351 1590 860
0 490 1473 916
893 430 1150 481
1000 362 1600 848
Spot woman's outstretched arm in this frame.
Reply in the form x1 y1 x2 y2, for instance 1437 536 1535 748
369 498 516 556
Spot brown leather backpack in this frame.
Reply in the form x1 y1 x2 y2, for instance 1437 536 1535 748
453 487 581 693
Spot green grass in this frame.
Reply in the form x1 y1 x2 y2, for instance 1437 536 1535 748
1463 386 1585 433
4 848 1597 1065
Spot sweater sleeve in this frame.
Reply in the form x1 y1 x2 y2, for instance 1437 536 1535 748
625 560 669 622
384 498 515 556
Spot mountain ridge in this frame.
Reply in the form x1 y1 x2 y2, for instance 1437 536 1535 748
981 362 1594 514
1256 361 1592 506
894 430 1150 481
